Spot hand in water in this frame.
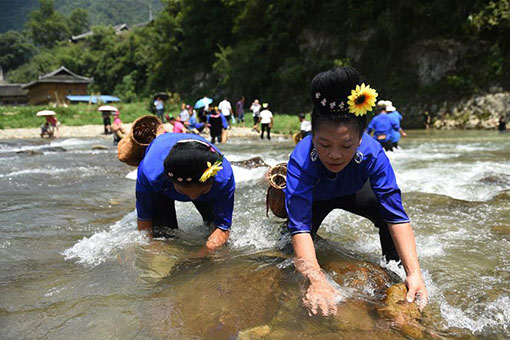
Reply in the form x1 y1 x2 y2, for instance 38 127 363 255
303 278 338 316
406 272 428 311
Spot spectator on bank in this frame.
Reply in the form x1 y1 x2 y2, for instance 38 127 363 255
180 104 191 125
250 99 261 132
46 114 60 138
259 103 273 140
207 107 227 144
166 114 185 133
102 110 112 135
236 96 245 126
299 113 312 139
111 110 126 145
219 97 233 127
154 97 165 122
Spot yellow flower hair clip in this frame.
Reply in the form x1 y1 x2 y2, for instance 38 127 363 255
199 157 223 182
347 83 378 116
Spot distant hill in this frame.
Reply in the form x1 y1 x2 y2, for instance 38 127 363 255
0 0 163 33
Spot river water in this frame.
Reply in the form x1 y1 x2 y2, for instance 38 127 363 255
0 131 509 339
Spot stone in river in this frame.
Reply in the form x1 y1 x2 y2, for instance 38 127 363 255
231 156 269 168
16 150 43 156
92 144 108 150
40 146 67 152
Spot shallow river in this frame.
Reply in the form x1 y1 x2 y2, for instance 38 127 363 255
0 131 509 339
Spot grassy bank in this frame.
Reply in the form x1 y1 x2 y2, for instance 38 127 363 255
0 101 306 135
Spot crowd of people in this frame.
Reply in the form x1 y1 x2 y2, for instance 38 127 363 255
154 96 274 144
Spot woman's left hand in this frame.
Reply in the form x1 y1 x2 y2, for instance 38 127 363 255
405 271 428 310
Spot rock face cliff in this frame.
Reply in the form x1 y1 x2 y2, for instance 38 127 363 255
398 91 510 129
431 92 510 129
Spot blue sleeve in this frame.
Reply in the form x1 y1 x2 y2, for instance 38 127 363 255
285 155 315 235
368 150 410 224
135 164 157 221
391 116 400 131
220 114 228 129
366 119 375 134
212 174 235 230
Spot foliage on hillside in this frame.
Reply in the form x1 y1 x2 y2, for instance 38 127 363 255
2 0 510 127
0 0 163 33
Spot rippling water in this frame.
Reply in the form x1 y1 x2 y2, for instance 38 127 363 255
0 131 509 339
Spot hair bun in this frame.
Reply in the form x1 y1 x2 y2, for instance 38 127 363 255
310 67 361 114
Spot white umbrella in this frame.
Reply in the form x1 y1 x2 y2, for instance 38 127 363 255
98 105 118 112
36 110 57 117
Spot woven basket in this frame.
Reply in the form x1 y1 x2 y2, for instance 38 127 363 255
266 163 288 218
117 115 163 166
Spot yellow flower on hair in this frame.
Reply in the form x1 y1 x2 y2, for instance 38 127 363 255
347 83 378 116
199 158 223 182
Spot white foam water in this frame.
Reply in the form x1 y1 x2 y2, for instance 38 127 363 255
63 211 149 266
0 166 106 179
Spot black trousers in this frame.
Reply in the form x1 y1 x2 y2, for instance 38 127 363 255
152 193 214 238
311 181 400 262
260 123 271 140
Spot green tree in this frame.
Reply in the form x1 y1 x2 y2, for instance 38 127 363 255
0 31 34 72
68 8 90 36
25 0 70 48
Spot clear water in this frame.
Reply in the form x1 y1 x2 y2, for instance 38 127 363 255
0 131 509 339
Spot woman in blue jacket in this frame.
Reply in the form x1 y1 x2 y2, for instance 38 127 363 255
136 133 235 252
285 67 427 317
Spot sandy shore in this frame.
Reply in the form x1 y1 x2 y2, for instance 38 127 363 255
0 124 274 140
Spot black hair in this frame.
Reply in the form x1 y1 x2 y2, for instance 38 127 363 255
163 141 220 185
310 66 367 138
298 113 306 119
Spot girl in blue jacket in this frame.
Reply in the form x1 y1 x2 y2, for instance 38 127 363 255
285 67 427 317
136 133 235 252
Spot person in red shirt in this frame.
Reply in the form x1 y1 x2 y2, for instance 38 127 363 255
45 115 60 138
166 114 186 133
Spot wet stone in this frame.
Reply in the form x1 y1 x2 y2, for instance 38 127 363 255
40 146 67 152
16 150 43 156
377 283 424 339
231 156 269 169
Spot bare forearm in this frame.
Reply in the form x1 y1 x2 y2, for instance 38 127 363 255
292 233 325 282
388 223 421 275
137 219 153 238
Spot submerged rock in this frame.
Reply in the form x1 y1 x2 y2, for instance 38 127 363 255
40 146 67 152
146 259 285 339
377 283 424 339
491 225 510 236
231 156 269 169
92 144 108 150
16 150 43 156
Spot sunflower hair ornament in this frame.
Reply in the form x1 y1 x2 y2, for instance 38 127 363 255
199 156 223 183
347 83 378 116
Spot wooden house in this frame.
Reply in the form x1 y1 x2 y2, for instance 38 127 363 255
22 66 93 105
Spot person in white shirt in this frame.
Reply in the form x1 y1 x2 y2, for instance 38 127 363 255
258 103 273 140
250 99 261 132
218 98 233 127
299 113 312 139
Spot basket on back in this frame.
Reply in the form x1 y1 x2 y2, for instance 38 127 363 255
117 115 163 166
266 163 288 218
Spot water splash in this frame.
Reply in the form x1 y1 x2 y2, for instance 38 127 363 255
63 211 149 266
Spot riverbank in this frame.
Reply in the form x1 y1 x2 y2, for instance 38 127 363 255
0 124 282 140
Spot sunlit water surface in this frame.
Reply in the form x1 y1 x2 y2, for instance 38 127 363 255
0 131 509 339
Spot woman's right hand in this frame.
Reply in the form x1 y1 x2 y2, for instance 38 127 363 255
303 277 338 316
